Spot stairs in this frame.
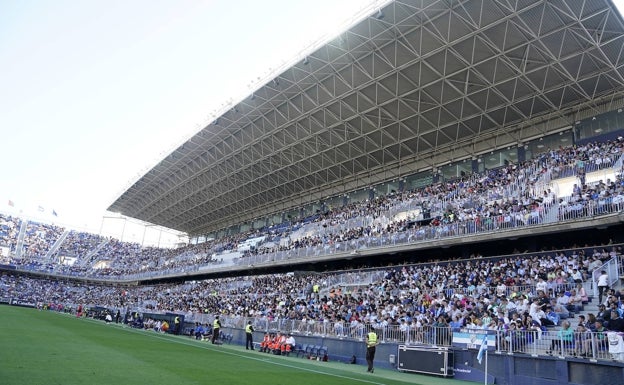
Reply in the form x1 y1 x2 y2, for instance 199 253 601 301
45 230 70 261
541 200 560 224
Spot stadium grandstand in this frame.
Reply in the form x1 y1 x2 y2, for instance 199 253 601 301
3 1 624 384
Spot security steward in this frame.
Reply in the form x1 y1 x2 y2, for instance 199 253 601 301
212 315 221 344
365 330 378 373
245 321 255 350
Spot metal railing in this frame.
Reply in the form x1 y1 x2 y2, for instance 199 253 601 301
187 314 623 361
9 193 624 281
591 256 620 300
494 328 619 361
205 315 456 347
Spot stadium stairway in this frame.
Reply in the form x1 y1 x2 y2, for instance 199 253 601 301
541 200 560 224
44 229 70 261
529 280 622 358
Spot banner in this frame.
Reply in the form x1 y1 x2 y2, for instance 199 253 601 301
452 330 495 350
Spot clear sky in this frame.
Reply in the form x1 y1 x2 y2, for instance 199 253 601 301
0 0 386 243
1 0 623 245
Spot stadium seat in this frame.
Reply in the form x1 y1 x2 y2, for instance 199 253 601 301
309 345 321 358
302 344 315 358
293 343 307 358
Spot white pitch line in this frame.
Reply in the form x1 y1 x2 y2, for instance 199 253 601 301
115 323 390 385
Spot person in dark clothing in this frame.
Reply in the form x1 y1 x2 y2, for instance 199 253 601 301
212 316 221 344
608 311 624 332
596 304 611 325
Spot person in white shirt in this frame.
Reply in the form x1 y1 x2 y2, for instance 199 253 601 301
515 297 528 315
529 299 546 325
576 283 589 303
588 257 602 272
567 290 583 313
551 298 570 320
571 269 583 284
506 298 517 316
496 282 507 297
529 298 541 317
284 333 296 354
536 278 548 294
597 270 609 304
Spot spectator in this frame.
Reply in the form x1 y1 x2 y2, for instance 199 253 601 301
597 270 609 304
365 330 378 373
547 320 573 355
608 311 624 332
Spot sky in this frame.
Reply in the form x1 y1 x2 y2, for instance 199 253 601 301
0 0 387 244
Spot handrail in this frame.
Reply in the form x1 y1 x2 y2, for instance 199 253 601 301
591 256 620 301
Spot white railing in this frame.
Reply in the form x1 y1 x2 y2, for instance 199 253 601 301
12 193 624 281
188 314 623 362
591 256 620 301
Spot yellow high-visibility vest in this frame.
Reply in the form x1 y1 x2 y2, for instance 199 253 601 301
367 332 377 347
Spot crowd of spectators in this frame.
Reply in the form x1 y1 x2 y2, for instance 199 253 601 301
0 215 21 256
1 138 623 280
2 243 622 334
0 139 624 306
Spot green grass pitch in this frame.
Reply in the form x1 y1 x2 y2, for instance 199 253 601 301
0 306 477 385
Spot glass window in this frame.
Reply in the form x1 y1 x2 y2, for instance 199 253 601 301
482 148 519 169
270 213 282 226
457 160 472 177
326 195 344 210
484 152 502 169
574 109 624 141
525 131 573 159
405 171 433 190
252 218 266 229
302 202 321 218
372 181 400 197
440 163 458 180
285 208 300 222
504 149 517 164
348 188 370 204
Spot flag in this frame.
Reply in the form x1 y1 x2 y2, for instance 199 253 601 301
38 205 44 212
8 200 14 207
477 334 488 364
52 209 58 217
